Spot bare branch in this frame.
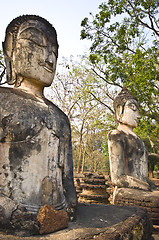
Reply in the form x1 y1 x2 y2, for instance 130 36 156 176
125 1 159 37
92 68 122 88
51 82 63 103
90 92 114 114
148 153 159 158
67 96 82 117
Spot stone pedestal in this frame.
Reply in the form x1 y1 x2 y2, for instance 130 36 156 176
0 204 153 239
151 178 159 189
74 178 83 196
113 187 159 225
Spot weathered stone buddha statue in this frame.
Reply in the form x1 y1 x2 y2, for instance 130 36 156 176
108 88 152 191
108 88 159 225
0 15 77 217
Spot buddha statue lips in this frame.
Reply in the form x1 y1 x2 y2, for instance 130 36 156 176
39 61 54 73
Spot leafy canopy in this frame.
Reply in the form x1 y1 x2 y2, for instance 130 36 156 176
81 0 159 167
81 0 159 121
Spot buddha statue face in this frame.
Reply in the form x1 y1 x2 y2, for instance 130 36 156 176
114 88 140 129
12 21 57 87
120 99 140 128
3 16 58 87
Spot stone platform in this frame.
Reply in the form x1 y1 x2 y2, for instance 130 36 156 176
151 178 159 189
113 188 159 225
75 173 111 204
0 204 153 239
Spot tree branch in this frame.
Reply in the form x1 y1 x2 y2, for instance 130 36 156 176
89 92 114 114
148 153 159 158
92 68 122 88
125 1 159 37
101 30 136 54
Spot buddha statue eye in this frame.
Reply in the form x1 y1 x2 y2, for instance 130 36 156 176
128 103 138 111
27 39 46 47
19 28 47 47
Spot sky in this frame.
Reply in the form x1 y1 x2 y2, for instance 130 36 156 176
0 0 104 60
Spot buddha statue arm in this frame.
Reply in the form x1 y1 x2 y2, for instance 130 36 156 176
115 175 150 191
63 136 77 204
61 122 77 220
108 130 125 184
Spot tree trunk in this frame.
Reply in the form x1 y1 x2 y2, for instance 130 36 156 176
77 141 82 173
149 170 153 178
77 122 84 173
81 144 86 173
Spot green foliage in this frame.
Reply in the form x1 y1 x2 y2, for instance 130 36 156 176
81 0 159 120
81 0 159 172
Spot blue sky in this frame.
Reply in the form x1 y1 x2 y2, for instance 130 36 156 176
0 0 104 59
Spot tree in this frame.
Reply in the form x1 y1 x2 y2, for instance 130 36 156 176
49 56 113 173
81 0 159 173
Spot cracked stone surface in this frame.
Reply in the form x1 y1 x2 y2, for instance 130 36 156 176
0 204 154 239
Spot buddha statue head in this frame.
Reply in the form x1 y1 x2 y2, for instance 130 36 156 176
2 15 58 88
113 87 140 129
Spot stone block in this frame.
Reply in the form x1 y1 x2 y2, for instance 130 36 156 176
36 204 69 234
152 207 159 213
0 195 17 225
150 212 159 218
114 188 159 226
10 205 39 235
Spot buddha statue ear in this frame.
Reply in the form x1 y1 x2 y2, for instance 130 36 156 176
2 33 16 85
116 105 123 122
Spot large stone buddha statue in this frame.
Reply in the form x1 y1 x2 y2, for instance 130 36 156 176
108 88 154 191
0 15 77 216
107 88 159 226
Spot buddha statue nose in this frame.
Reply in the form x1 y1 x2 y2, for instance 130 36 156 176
45 54 53 68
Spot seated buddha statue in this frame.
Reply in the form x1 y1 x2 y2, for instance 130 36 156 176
0 15 77 217
108 88 154 191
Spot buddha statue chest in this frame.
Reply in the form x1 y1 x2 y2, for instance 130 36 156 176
0 87 62 142
108 129 148 183
0 87 70 211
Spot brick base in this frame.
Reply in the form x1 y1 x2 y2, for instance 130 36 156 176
113 188 159 225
